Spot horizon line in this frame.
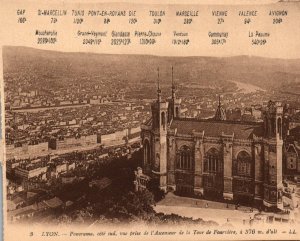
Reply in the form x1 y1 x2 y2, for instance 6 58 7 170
3 45 300 61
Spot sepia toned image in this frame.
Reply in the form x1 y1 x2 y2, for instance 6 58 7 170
1 0 300 240
3 45 300 231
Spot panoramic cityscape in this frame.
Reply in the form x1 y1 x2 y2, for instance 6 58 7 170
3 46 300 227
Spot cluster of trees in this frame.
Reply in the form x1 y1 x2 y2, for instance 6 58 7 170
50 150 216 226
54 188 217 226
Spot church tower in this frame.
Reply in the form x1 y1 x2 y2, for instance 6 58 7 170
150 68 169 191
168 66 181 122
263 100 284 210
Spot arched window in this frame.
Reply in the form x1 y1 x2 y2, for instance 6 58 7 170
204 148 222 173
161 112 166 130
144 139 151 164
236 151 252 177
176 145 193 170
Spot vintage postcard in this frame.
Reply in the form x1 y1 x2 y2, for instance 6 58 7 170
1 0 300 240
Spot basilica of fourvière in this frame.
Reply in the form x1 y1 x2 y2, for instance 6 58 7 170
141 69 286 209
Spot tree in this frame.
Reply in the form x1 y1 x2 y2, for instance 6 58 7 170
98 189 155 222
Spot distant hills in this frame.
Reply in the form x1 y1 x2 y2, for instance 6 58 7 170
3 46 300 93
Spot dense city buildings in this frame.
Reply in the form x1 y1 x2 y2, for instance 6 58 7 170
3 47 300 225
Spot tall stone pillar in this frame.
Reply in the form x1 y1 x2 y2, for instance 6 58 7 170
223 141 233 200
276 139 283 186
254 143 263 205
167 135 176 192
194 138 204 197
159 134 167 192
276 138 284 210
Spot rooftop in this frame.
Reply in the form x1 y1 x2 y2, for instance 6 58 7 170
170 118 264 140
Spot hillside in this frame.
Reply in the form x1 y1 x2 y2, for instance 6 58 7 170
3 46 300 93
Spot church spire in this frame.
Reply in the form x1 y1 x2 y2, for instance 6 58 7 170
157 67 161 102
214 94 226 121
171 66 176 99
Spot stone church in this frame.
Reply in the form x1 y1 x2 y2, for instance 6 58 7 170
141 68 285 209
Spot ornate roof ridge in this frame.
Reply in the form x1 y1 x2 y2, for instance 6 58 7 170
173 117 262 126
